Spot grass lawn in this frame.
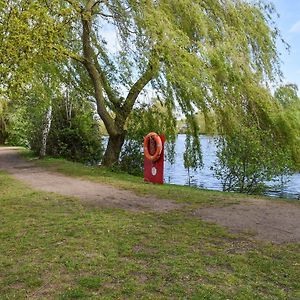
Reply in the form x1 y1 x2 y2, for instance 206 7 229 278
0 165 299 299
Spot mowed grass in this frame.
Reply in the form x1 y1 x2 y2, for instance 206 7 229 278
0 171 299 299
31 155 279 209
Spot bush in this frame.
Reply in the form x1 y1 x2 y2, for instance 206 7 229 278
213 127 292 194
44 103 103 164
119 140 144 176
6 108 30 147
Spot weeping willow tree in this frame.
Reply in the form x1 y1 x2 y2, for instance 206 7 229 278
50 0 290 166
274 84 300 167
2 0 295 167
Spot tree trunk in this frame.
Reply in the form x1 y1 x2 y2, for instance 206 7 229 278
102 132 126 167
39 105 52 158
0 116 8 145
0 134 6 145
79 4 157 168
0 126 7 145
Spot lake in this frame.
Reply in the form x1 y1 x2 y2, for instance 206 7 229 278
164 134 300 200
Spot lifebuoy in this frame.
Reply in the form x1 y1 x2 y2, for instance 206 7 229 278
144 132 162 162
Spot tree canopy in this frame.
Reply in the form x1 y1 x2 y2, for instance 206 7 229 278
1 0 299 168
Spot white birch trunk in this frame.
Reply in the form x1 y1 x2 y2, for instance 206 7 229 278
39 104 52 158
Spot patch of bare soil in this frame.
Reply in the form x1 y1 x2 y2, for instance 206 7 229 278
194 199 300 243
0 147 181 212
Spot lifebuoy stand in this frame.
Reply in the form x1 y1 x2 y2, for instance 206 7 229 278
144 133 165 184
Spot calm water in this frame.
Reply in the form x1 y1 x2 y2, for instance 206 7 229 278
164 134 300 200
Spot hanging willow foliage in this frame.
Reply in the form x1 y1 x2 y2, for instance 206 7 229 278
1 0 298 167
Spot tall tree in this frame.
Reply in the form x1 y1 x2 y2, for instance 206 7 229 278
2 0 289 166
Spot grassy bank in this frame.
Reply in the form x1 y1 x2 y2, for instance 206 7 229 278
26 154 283 209
0 167 300 298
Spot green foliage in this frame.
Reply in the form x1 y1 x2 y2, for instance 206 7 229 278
7 98 103 164
183 134 203 171
213 126 292 194
126 101 177 142
183 133 203 186
5 62 103 163
1 0 299 172
6 107 30 147
274 84 300 168
119 140 144 176
178 112 217 135
2 0 285 167
46 103 103 164
0 0 73 94
128 0 283 134
212 82 300 188
0 99 30 147
181 114 204 183
275 84 299 107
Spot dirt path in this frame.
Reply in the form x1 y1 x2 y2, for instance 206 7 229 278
0 147 181 212
1 147 300 243
194 200 300 243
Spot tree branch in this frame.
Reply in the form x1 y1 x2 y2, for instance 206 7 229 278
86 0 99 11
64 0 83 13
90 38 119 106
93 59 119 106
91 0 102 11
122 54 159 118
51 45 85 63
81 4 117 135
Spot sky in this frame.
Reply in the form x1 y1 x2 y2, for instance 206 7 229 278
271 0 300 89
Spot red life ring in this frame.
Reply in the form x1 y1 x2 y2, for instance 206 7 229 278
144 132 162 162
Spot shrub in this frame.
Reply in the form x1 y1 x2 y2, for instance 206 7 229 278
119 140 144 176
213 127 292 194
45 102 103 164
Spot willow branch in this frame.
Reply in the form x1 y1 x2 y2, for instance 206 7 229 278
51 45 85 63
65 0 83 13
122 54 159 117
81 7 117 135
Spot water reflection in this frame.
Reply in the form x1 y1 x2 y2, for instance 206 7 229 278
164 134 300 200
